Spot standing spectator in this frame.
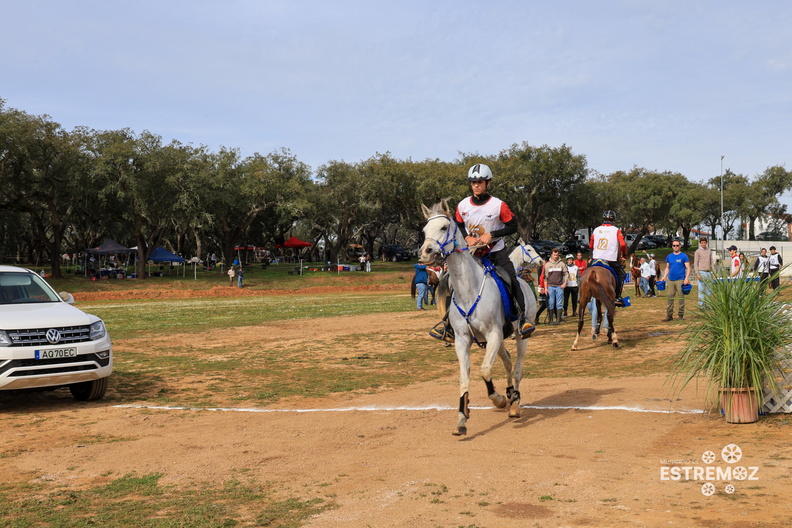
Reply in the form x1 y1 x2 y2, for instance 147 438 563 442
661 240 691 321
414 263 429 310
574 251 587 277
543 248 568 325
237 265 244 288
727 245 741 278
563 254 579 318
589 297 608 332
519 267 537 299
358 253 367 272
535 263 548 324
647 254 658 297
590 210 627 306
754 247 770 284
769 246 783 290
227 265 236 286
693 237 715 307
639 257 652 297
739 252 747 277
365 253 372 273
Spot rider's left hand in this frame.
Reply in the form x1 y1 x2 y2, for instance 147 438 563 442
478 232 492 246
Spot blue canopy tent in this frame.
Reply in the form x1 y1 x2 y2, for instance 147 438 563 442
147 247 186 277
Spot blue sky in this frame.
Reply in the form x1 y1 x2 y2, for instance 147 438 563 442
2 1 791 199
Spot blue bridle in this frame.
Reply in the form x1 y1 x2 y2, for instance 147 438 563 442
424 214 468 258
519 244 542 265
424 214 493 348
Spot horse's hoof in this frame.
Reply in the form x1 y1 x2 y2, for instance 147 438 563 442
509 404 521 418
452 426 467 436
613 342 619 348
591 335 598 341
491 394 508 409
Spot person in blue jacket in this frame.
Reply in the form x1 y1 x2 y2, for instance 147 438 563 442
414 263 428 310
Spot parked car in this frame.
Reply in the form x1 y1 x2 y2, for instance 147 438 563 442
528 240 569 259
0 266 112 401
625 234 657 250
380 244 411 262
644 234 669 248
562 238 589 254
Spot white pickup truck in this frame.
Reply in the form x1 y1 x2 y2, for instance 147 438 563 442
0 266 112 400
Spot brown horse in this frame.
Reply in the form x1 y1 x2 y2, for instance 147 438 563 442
571 264 619 350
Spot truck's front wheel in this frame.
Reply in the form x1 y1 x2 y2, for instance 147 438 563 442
69 377 109 401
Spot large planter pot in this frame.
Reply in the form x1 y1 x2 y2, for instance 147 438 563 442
720 388 759 424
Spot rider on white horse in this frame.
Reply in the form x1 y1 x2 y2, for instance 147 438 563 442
429 163 534 341
590 209 628 307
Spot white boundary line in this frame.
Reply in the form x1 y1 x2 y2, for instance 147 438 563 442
114 404 705 415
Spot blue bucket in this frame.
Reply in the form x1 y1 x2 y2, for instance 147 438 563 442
622 296 631 307
656 280 666 291
682 283 692 295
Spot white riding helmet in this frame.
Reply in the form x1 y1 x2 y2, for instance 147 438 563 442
467 163 493 182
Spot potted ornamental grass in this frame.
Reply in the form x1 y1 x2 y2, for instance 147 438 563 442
668 270 792 423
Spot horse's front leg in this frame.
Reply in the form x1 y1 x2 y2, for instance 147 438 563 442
508 337 528 417
453 335 472 436
481 334 508 410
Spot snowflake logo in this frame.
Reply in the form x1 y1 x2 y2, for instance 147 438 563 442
722 444 742 463
725 484 735 494
701 450 716 464
701 482 716 496
732 467 748 480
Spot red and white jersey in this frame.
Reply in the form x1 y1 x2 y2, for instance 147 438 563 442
590 224 625 262
731 254 741 276
455 196 513 253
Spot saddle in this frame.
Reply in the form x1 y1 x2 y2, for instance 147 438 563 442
481 259 519 339
590 259 619 285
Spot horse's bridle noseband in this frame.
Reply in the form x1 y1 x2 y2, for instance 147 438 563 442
424 214 467 258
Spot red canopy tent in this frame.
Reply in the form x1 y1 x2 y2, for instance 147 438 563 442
278 236 311 248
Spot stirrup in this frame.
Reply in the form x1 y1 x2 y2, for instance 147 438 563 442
519 320 536 339
429 321 455 344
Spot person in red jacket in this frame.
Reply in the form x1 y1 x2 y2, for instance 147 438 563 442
574 251 587 276
589 210 628 307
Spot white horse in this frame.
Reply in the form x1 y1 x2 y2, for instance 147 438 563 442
420 200 537 436
509 239 544 270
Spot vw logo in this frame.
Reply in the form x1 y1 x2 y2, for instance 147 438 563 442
46 329 62 344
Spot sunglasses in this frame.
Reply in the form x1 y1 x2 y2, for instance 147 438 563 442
672 244 681 247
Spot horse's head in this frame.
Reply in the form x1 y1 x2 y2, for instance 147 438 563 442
509 239 544 269
420 200 460 263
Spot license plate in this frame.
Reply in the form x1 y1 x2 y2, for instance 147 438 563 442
35 348 77 359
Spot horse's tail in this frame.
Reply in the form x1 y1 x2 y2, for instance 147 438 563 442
436 272 451 317
410 275 416 300
596 271 617 314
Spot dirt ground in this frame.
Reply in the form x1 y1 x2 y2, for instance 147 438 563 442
1 286 791 527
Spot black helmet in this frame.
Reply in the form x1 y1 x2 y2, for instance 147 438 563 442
603 210 616 222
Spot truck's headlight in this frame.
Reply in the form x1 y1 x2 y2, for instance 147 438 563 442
0 331 11 347
89 321 106 341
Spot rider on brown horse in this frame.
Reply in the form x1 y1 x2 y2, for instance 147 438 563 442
590 210 628 307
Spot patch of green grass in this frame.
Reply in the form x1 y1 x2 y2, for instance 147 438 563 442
0 473 333 528
81 293 413 340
